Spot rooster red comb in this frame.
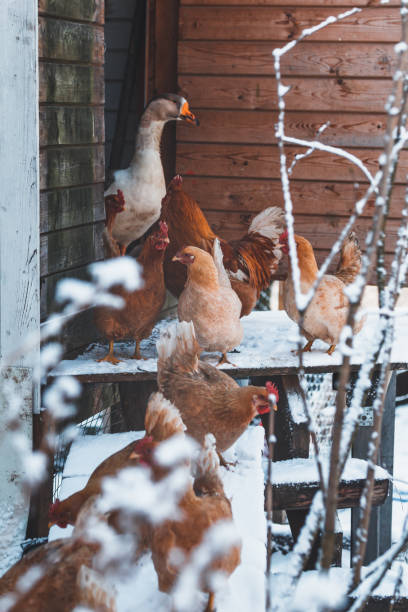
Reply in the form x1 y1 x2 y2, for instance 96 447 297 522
117 189 125 208
158 221 169 237
279 230 288 243
265 381 279 406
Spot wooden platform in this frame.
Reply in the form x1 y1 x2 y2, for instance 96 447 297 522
49 310 408 382
272 458 389 511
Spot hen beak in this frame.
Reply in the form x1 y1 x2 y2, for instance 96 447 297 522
129 450 140 460
180 101 199 126
172 254 182 262
48 521 55 529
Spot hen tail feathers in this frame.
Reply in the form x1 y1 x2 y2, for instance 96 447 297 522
194 434 225 497
335 232 362 285
157 320 200 375
249 206 286 241
145 392 186 442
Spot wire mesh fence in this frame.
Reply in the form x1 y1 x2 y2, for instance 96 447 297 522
52 403 126 501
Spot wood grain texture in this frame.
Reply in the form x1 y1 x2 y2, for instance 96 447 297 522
40 106 104 146
38 0 104 24
181 0 398 5
38 17 104 63
39 63 104 105
40 145 104 189
272 477 388 511
179 7 401 42
179 41 398 78
40 184 105 233
179 176 406 220
179 75 392 113
176 143 408 183
40 222 105 276
177 109 388 148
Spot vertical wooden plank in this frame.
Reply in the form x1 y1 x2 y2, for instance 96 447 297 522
154 0 179 184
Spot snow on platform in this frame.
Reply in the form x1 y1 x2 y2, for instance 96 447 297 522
272 457 389 486
49 426 267 612
49 310 408 381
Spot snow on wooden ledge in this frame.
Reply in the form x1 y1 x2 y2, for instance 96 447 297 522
49 311 408 382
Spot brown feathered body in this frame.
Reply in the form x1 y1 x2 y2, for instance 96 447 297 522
151 434 241 595
283 232 365 352
0 505 116 612
161 175 285 316
157 321 271 452
175 245 243 358
94 221 169 361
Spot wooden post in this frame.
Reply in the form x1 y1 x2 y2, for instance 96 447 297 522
351 372 396 565
0 0 39 569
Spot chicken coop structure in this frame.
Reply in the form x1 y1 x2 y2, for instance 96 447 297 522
0 0 407 558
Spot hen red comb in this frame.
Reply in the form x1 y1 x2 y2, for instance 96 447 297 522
48 498 61 519
265 382 279 404
279 230 288 242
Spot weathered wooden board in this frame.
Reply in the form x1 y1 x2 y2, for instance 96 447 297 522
179 7 401 43
39 64 104 105
40 265 90 319
204 211 400 253
38 18 104 63
181 0 398 5
38 0 104 24
40 184 105 233
178 41 398 78
179 176 405 220
177 109 388 148
176 143 408 183
179 75 392 113
40 106 104 147
40 222 105 276
40 146 104 190
272 477 388 511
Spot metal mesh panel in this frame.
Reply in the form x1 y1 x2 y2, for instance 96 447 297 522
305 373 336 456
52 403 126 501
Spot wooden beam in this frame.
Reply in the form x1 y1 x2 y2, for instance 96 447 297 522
0 0 39 562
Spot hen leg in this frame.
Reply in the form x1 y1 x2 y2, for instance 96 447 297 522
216 352 236 368
205 592 215 612
292 339 314 355
97 340 121 365
119 243 127 256
217 451 236 470
130 340 147 360
327 344 336 355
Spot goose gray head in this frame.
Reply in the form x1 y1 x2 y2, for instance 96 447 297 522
142 94 199 126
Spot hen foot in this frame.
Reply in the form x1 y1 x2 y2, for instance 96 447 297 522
217 451 236 470
292 339 314 355
130 342 148 360
216 352 236 368
97 341 121 365
205 592 215 612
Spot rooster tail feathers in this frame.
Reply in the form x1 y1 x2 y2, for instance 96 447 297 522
157 320 200 374
249 207 286 241
212 238 232 288
145 392 186 442
335 231 362 285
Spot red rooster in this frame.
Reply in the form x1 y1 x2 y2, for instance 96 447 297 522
160 175 286 316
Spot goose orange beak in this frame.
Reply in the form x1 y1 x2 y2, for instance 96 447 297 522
180 101 199 126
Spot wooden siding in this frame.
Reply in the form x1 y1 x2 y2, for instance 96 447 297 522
177 1 404 275
39 0 105 352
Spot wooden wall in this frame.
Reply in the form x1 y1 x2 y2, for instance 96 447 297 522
39 0 105 351
176 0 404 274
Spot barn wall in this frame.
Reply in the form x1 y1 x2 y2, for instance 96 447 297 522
176 0 403 274
38 0 105 351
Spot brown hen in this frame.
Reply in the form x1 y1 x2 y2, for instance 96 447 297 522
157 320 272 453
161 175 285 315
281 231 365 354
94 220 170 364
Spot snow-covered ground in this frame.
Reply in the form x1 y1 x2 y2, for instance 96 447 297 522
50 426 267 612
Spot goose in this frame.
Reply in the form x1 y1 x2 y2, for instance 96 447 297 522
105 94 199 255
